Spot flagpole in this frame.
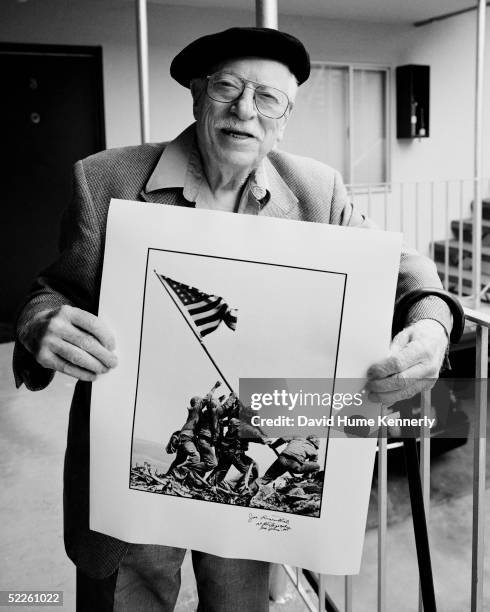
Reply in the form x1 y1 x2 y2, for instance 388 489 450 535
154 270 235 393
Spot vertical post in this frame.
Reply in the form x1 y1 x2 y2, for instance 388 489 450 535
136 0 150 143
459 181 464 297
430 182 435 261
419 388 431 612
400 182 405 237
255 0 278 28
345 576 353 612
471 325 488 611
255 0 288 601
377 417 387 612
415 182 420 251
385 69 391 185
445 180 450 291
348 66 354 185
472 0 486 308
384 183 388 231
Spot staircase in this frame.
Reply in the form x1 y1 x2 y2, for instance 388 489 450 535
432 198 490 295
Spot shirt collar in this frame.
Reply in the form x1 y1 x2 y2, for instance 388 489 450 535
144 123 270 204
145 124 194 192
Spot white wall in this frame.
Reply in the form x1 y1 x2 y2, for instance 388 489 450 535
1 0 488 185
394 10 490 183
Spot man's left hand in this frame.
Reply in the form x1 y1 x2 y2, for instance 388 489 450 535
365 319 448 408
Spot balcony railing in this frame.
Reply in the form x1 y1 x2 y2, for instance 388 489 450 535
279 310 488 611
346 179 490 300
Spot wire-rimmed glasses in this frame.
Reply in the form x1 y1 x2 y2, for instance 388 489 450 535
206 72 290 119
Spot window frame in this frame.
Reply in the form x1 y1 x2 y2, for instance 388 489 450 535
310 60 392 188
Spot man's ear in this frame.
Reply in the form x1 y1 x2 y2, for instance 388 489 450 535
190 79 205 119
275 108 293 144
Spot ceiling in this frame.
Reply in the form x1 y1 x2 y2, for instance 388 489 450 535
148 0 480 25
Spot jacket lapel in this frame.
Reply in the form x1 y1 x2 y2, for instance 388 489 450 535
139 188 194 208
259 157 299 219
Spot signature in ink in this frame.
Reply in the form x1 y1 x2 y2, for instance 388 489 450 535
248 512 291 532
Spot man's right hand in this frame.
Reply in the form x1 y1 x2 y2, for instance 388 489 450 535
21 305 118 382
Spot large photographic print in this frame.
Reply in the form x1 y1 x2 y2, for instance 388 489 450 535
92 201 401 573
129 248 346 518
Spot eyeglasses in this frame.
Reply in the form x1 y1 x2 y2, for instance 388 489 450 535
206 72 290 119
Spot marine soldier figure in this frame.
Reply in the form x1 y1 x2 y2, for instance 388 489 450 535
174 396 202 473
211 418 256 485
259 436 321 486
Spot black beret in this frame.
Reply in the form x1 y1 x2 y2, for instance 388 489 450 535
170 27 310 87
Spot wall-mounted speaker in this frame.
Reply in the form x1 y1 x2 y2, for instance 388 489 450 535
396 64 430 139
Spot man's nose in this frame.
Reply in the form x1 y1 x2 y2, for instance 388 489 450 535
230 86 257 120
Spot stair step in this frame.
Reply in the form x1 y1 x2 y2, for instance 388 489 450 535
436 261 490 289
450 218 490 243
433 240 490 268
435 255 490 275
436 272 473 297
472 198 490 220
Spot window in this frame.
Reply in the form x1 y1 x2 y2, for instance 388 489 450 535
281 62 390 185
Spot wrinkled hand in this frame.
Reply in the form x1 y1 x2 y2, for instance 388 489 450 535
21 305 118 382
365 319 448 408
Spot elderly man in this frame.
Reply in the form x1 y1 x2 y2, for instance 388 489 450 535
14 27 451 612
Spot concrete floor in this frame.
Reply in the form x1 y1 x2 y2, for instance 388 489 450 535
1 341 489 612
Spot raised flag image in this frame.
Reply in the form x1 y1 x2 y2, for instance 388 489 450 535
155 273 238 337
127 256 339 522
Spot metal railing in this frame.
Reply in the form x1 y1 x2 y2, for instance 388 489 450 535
346 179 490 300
280 306 488 611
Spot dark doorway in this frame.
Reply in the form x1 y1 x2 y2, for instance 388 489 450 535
0 43 105 341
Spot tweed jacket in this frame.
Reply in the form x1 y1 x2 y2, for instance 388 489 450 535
13 136 450 579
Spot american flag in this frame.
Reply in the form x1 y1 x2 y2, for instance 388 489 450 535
157 274 238 338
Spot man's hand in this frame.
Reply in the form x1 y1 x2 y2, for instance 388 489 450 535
21 305 118 382
365 319 448 408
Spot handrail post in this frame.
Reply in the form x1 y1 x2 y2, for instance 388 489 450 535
378 414 387 612
419 388 431 611
471 324 488 611
135 0 150 143
472 0 486 308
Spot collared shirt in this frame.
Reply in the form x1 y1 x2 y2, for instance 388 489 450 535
145 124 270 215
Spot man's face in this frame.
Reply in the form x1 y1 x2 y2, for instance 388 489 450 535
191 57 297 173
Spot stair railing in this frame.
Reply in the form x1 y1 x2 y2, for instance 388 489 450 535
346 179 490 301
